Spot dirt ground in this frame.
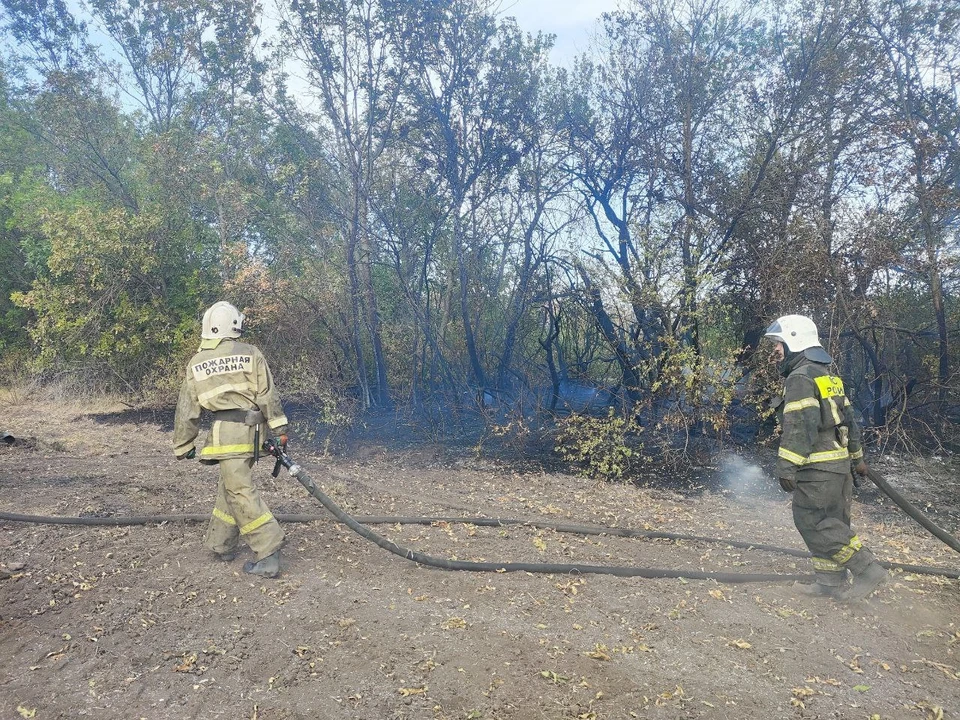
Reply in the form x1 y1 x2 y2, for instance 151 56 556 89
2 396 960 720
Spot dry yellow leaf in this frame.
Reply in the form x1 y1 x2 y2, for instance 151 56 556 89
805 676 841 686
729 639 751 649
585 644 611 661
398 686 427 697
17 707 36 719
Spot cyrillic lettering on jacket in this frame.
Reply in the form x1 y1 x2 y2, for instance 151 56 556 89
191 355 253 381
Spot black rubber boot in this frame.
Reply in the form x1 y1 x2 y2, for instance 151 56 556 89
842 561 888 601
243 550 280 578
214 551 236 562
792 570 844 599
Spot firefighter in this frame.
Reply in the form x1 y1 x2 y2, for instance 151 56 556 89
765 314 888 600
173 301 288 578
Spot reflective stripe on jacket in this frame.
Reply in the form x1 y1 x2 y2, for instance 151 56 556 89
173 339 288 460
776 357 862 480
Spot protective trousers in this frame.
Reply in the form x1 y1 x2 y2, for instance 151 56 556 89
204 457 284 561
792 467 876 580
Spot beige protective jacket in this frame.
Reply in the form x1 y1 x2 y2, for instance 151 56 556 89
173 338 288 461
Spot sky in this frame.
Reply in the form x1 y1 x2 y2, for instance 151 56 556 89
497 0 625 67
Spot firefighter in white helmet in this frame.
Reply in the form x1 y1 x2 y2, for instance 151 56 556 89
765 314 888 600
173 301 288 578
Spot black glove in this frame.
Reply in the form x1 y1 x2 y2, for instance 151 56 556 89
779 476 796 492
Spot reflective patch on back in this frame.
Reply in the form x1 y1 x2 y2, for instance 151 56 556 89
814 375 845 398
192 354 253 382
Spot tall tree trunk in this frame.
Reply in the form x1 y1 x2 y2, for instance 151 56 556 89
357 201 391 407
679 101 699 350
577 264 642 402
454 213 487 389
346 222 371 407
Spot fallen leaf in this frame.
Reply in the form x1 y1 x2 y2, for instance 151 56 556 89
585 644 611 661
540 670 569 684
174 653 197 673
853 684 871 692
398 686 427 697
729 639 752 649
805 676 841 686
17 707 36 719
918 705 944 720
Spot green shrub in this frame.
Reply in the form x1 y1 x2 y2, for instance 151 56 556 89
554 409 642 481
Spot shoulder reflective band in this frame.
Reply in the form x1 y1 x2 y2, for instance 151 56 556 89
815 375 845 398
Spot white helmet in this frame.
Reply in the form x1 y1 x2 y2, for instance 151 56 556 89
201 301 244 340
764 314 822 353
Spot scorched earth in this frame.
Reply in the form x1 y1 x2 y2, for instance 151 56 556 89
1 397 959 720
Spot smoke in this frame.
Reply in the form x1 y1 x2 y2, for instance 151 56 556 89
719 453 768 496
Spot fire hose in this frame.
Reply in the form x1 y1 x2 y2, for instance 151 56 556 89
1 440 958 582
260 439 807 582
864 467 960 554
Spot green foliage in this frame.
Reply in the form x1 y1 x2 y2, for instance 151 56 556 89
647 334 741 439
554 409 642 482
0 0 956 466
12 202 202 389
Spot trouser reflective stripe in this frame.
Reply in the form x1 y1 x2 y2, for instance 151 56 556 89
792 468 868 571
204 457 284 560
832 534 863 565
240 512 274 535
811 556 842 572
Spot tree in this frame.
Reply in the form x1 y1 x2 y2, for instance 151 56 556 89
280 0 410 407
865 0 960 409
395 0 551 392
